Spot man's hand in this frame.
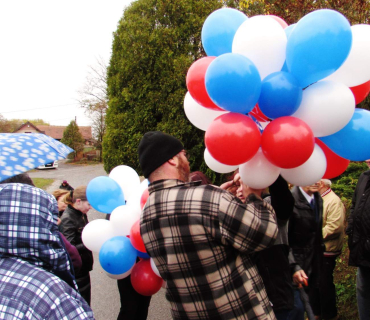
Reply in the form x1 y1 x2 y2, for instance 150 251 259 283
293 270 308 285
220 180 234 191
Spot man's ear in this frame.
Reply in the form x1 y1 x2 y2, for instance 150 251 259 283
167 156 177 166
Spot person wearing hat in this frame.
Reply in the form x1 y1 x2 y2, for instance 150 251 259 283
60 180 74 191
138 131 279 320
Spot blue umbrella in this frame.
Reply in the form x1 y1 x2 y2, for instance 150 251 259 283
0 133 74 182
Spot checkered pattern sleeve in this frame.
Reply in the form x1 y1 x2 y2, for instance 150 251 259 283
218 191 278 254
141 180 278 320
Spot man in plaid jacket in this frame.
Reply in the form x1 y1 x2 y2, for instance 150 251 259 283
138 131 278 320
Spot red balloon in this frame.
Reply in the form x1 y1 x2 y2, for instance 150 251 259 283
140 188 149 210
261 116 314 169
315 139 350 179
131 259 163 296
186 57 223 111
205 113 261 166
130 220 146 253
350 80 370 105
268 15 288 29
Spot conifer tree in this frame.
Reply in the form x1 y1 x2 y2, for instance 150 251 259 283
61 120 85 158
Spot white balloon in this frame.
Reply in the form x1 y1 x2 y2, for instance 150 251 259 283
109 165 140 200
325 24 370 87
292 81 355 137
150 258 161 278
126 178 149 212
281 144 327 186
232 15 287 79
239 149 281 189
110 204 141 236
184 92 228 131
82 219 115 252
204 148 238 174
106 264 135 279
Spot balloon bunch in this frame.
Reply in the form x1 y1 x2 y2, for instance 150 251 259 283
82 165 163 296
184 8 370 187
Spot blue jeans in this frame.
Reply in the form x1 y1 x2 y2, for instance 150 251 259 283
357 266 370 320
287 289 305 320
275 309 292 320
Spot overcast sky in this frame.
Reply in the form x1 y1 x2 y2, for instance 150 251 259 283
0 0 134 127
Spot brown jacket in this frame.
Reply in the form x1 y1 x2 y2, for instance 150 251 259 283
321 189 345 255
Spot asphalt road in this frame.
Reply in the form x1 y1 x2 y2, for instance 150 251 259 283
28 160 172 320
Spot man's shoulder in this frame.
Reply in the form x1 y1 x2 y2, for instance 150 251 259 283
150 179 225 194
323 189 341 201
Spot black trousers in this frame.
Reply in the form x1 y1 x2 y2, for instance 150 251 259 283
117 275 152 320
309 255 338 319
76 272 91 306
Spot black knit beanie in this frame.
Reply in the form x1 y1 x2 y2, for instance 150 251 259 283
138 131 184 178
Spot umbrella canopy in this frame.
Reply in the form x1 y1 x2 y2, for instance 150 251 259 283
0 133 74 182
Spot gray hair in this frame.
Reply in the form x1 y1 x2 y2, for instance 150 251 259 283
321 179 332 187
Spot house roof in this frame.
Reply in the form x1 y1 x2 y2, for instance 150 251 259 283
13 122 92 140
13 121 43 133
37 125 92 140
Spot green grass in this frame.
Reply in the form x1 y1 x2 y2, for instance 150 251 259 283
33 178 54 190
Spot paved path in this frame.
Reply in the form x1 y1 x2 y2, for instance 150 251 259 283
29 160 172 320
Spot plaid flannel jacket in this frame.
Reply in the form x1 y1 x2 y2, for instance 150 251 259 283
0 183 94 319
140 180 278 320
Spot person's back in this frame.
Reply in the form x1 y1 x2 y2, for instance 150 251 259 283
0 183 94 319
138 131 278 319
346 162 370 319
141 180 277 319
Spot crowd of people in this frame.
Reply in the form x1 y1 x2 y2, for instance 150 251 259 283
0 130 368 320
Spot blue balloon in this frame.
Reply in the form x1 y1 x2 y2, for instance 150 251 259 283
202 8 247 57
258 71 302 119
205 53 261 114
87 176 125 213
320 109 370 161
136 250 150 259
99 236 137 274
286 9 352 88
281 24 296 72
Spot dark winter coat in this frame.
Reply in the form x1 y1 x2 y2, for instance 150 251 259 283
60 183 74 191
288 187 324 288
59 204 93 303
59 232 82 274
347 170 370 267
252 175 295 312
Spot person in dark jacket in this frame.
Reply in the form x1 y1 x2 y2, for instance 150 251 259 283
53 189 69 217
59 186 93 306
232 173 295 320
52 189 83 274
288 183 324 320
346 160 370 320
60 180 74 191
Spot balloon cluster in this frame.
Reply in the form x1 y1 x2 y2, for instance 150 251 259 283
83 165 163 296
184 8 370 187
